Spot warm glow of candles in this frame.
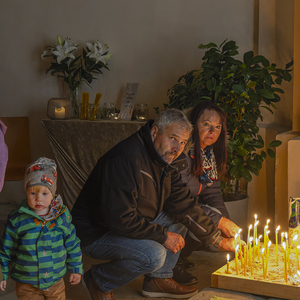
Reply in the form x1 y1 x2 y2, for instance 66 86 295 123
264 225 268 250
244 245 247 276
253 220 259 260
285 232 289 249
281 232 285 245
276 226 280 266
238 228 242 267
247 224 252 251
258 235 262 262
262 248 265 279
296 246 300 271
235 245 239 275
282 242 287 283
249 237 253 275
265 240 272 277
227 253 230 274
55 106 66 119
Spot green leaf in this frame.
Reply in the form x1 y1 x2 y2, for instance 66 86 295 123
286 60 293 69
283 72 292 82
246 165 259 176
261 151 267 160
261 106 274 114
250 55 270 66
268 140 282 148
232 85 244 94
256 89 275 99
229 165 239 176
244 51 254 66
241 168 252 182
198 42 218 49
275 77 283 85
206 78 216 91
267 148 276 158
232 157 242 166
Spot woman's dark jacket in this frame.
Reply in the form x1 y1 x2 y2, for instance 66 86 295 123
71 121 220 247
173 152 230 223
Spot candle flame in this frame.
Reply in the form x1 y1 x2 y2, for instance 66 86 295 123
255 214 257 220
268 240 272 247
297 245 300 250
258 234 262 239
298 270 300 277
266 230 270 235
264 225 268 230
227 253 230 261
293 235 298 241
254 221 259 227
282 242 286 250
234 233 238 239
261 248 265 254
236 245 239 252
267 219 270 225
285 232 288 239
249 237 253 242
238 228 242 234
281 232 285 237
276 225 280 231
249 224 253 230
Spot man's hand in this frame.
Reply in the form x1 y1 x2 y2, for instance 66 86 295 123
217 236 246 253
218 217 240 238
163 232 185 254
0 280 6 292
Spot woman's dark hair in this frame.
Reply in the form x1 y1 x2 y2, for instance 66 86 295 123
189 101 227 178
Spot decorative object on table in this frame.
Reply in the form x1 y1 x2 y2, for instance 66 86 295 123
103 103 115 120
80 92 89 120
89 93 102 121
41 35 112 118
289 197 300 244
133 103 148 121
167 39 293 200
47 98 72 120
119 83 139 120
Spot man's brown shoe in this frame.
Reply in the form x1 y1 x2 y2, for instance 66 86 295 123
141 276 198 298
82 269 116 300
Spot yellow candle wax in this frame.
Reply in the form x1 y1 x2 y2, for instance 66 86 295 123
265 240 271 277
276 226 280 266
282 242 287 283
285 232 289 249
297 245 300 271
227 253 230 274
235 244 239 275
264 225 268 250
244 245 247 276
262 248 265 279
249 237 253 275
258 235 262 262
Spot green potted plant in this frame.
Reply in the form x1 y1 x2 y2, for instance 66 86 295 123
167 40 293 202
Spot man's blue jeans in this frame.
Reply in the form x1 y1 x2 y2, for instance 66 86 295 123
82 212 187 293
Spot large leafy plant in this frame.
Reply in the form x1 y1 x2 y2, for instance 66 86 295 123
167 40 293 198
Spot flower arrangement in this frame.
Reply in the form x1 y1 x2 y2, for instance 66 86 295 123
41 35 112 117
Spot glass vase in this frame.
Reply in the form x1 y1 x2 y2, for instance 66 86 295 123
70 87 80 118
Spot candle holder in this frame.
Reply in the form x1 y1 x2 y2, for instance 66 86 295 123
47 98 72 120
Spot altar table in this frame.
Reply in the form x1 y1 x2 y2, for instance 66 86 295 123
41 119 145 208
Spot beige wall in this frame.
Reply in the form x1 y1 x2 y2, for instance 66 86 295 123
0 1 295 212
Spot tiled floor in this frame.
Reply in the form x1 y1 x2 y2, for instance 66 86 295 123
0 221 230 300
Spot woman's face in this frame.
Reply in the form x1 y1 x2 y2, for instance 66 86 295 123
197 109 222 149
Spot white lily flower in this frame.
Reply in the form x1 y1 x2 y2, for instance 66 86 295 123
52 40 78 64
86 41 111 65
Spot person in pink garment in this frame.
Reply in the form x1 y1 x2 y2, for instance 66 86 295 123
0 120 8 192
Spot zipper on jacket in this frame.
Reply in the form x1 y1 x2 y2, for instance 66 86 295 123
186 214 207 233
140 170 157 187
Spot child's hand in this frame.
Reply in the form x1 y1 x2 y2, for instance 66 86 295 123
0 280 6 292
69 273 81 285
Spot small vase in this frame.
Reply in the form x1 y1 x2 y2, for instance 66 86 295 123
70 87 80 118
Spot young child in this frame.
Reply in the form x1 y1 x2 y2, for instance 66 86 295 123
0 157 82 299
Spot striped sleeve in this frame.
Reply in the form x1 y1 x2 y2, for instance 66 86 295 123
0 218 19 280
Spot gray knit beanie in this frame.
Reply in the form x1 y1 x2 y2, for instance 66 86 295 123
24 157 57 196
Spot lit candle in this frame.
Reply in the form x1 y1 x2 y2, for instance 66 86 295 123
247 224 252 251
249 237 253 275
227 253 230 274
244 244 247 276
264 225 268 250
55 106 66 119
276 226 280 265
258 235 262 262
235 244 239 275
237 230 242 267
253 215 258 259
262 248 265 279
285 232 289 249
297 245 300 271
290 234 298 251
265 240 272 277
282 242 287 283
281 232 284 246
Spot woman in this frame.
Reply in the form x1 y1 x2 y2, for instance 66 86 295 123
172 101 240 285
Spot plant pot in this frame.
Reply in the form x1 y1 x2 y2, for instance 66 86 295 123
224 194 249 236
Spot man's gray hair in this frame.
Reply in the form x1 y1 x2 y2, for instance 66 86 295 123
152 108 192 134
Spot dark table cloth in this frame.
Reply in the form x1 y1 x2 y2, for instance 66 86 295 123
41 119 145 208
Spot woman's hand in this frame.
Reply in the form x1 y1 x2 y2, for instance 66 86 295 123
69 273 82 285
218 217 240 238
218 237 246 254
0 280 6 291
